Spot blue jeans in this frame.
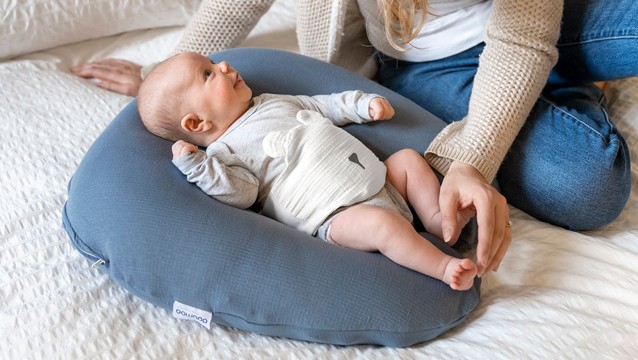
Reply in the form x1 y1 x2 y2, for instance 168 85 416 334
376 0 637 230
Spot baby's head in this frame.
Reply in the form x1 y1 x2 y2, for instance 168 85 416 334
138 52 252 147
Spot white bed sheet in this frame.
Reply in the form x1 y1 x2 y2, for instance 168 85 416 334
1 1 637 358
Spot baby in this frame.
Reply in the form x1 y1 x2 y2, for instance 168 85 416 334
137 52 477 290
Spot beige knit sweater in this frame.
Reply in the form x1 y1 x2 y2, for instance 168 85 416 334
174 0 563 183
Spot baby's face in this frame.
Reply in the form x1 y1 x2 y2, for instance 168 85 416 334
170 52 253 132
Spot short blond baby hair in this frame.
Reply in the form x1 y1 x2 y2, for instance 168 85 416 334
137 55 185 141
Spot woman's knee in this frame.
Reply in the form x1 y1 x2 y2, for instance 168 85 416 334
500 95 632 230
501 158 631 230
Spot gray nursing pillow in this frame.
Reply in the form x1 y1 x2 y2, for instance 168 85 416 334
63 48 480 346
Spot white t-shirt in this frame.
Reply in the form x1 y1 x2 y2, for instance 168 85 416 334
358 0 493 61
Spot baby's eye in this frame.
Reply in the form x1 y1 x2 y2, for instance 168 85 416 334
204 70 212 79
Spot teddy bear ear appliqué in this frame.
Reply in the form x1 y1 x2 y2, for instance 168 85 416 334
262 130 288 158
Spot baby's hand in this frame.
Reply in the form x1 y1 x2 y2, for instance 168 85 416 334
368 97 395 121
172 140 198 160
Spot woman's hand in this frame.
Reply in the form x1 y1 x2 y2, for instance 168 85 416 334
439 161 511 276
70 59 143 96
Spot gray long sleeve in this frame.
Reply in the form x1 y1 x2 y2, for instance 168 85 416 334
172 143 259 209
287 91 376 126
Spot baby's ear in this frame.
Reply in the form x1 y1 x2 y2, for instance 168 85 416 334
181 114 211 133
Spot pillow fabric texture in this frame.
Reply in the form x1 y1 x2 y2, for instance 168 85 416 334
0 0 201 60
63 48 481 347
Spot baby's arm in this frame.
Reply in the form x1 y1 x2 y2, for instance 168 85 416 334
294 91 394 126
172 141 259 209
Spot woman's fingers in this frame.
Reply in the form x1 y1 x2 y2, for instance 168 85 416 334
473 188 495 276
439 187 461 243
93 78 135 96
70 59 142 96
489 224 511 272
73 58 140 73
442 162 511 276
487 193 508 267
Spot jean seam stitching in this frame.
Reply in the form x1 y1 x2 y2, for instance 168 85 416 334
537 95 619 146
557 35 638 47
597 93 616 130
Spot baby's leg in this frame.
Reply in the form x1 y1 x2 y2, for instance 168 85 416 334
385 149 471 245
329 204 477 290
385 149 445 239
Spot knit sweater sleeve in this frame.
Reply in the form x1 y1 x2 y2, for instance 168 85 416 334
172 0 276 56
424 0 563 182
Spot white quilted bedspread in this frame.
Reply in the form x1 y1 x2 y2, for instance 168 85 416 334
1 2 638 358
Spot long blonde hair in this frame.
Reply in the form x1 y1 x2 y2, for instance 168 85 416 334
378 0 429 51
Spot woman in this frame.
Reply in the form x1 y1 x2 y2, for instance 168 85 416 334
72 0 637 277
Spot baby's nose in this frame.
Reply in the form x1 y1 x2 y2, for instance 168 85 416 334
219 61 230 73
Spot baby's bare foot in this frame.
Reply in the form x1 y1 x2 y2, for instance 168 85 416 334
443 258 477 291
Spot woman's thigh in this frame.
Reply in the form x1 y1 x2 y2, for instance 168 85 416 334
556 0 638 82
376 45 481 124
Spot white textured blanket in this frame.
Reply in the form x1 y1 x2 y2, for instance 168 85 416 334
1 1 637 358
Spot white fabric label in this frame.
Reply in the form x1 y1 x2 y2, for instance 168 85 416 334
172 301 212 329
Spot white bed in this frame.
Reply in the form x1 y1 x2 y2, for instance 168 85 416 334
1 0 637 358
